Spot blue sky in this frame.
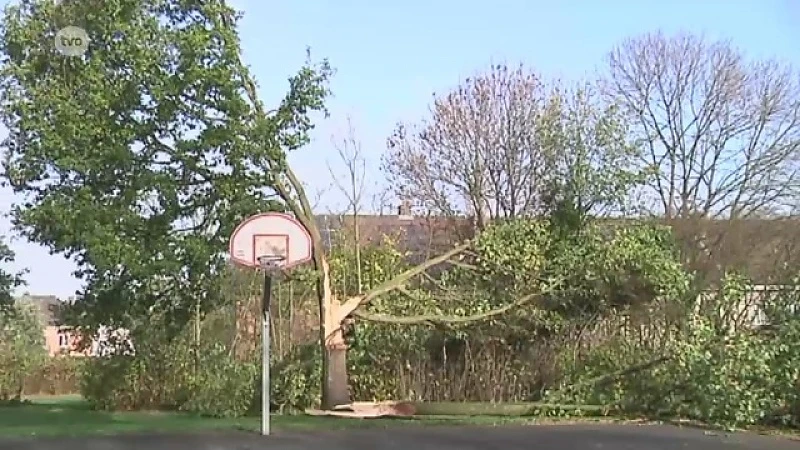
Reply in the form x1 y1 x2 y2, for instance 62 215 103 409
1 0 799 298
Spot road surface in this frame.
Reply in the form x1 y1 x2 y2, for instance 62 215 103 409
1 423 797 450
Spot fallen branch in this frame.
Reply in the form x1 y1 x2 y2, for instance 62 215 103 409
353 281 562 326
564 354 672 393
445 260 478 270
336 242 472 322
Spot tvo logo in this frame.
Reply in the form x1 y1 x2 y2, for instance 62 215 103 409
55 26 89 56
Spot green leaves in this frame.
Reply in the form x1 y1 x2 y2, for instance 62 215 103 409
472 219 689 317
539 84 646 222
0 301 47 400
0 1 331 333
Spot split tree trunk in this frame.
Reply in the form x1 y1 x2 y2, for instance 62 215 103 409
315 254 351 409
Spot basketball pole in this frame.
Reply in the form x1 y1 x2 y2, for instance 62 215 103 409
261 265 273 436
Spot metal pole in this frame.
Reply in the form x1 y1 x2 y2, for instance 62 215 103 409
261 270 272 436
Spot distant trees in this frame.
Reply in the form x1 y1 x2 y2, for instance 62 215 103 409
384 64 646 230
605 32 800 220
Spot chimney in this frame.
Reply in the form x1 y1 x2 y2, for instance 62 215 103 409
397 198 413 220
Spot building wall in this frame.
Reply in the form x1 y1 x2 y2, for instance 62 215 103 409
43 326 92 357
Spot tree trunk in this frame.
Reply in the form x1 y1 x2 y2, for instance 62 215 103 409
316 254 351 409
323 339 351 408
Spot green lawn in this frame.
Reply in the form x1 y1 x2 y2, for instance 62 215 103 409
0 395 536 438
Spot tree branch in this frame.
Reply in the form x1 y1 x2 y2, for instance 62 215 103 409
336 242 472 322
352 283 561 326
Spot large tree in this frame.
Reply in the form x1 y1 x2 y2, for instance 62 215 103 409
0 0 276 335
384 64 644 229
605 32 800 220
605 32 800 281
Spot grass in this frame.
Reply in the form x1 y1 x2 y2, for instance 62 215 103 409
0 395 543 438
8 395 798 440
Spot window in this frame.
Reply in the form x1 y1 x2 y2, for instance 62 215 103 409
58 331 69 348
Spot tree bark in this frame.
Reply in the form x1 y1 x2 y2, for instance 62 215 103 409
323 343 351 408
315 246 352 409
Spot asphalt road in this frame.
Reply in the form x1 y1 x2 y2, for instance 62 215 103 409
1 424 798 450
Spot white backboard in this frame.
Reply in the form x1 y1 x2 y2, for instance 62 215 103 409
229 212 313 269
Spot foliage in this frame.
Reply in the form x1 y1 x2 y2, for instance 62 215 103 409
0 301 47 400
472 219 551 293
550 273 800 430
270 344 322 413
469 219 690 319
0 0 284 335
328 234 410 297
24 357 85 396
538 84 647 221
384 65 645 222
0 237 25 308
79 328 190 411
179 343 258 418
543 222 690 317
81 308 256 417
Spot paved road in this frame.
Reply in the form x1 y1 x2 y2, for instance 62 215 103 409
1 424 798 450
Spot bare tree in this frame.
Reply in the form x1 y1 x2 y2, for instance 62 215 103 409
371 187 393 216
605 31 800 220
385 64 549 229
327 116 366 292
385 63 643 228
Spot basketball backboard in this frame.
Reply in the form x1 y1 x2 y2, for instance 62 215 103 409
229 212 313 269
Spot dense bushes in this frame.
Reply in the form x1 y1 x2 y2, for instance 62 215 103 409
270 344 321 412
80 310 258 417
549 273 800 429
64 217 800 432
24 357 84 395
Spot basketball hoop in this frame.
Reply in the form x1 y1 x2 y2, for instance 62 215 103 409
228 212 313 437
257 254 286 274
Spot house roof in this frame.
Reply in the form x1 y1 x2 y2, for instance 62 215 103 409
16 294 63 326
315 214 473 263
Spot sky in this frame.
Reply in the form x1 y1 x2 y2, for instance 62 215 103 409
0 0 799 299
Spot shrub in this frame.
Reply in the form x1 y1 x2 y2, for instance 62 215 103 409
269 344 321 412
548 273 800 430
24 357 84 395
80 312 259 418
180 342 258 418
0 302 47 400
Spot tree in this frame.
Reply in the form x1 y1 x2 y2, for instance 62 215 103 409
0 236 25 308
327 116 367 292
605 32 800 282
239 63 569 408
0 0 276 337
0 301 46 400
605 32 800 220
384 64 644 230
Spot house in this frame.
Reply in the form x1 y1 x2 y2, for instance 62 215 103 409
694 284 800 332
315 200 473 262
15 294 133 357
16 294 90 357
